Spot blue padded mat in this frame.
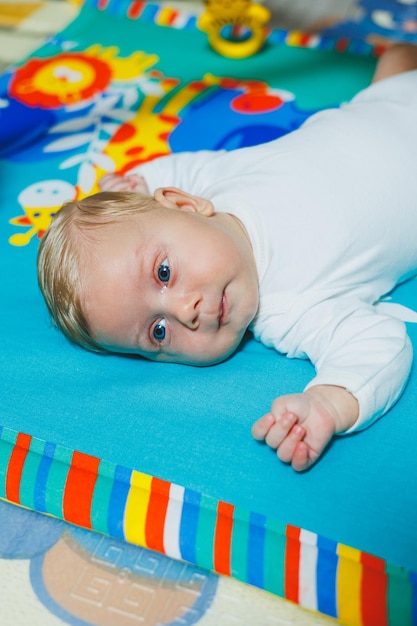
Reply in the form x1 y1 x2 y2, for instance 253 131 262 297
1 1 417 623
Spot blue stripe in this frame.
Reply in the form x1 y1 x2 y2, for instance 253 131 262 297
318 36 337 51
107 464 131 540
183 15 198 31
105 0 128 16
179 488 201 563
140 3 159 23
34 442 55 513
316 535 338 618
269 30 288 47
247 512 266 588
348 39 371 55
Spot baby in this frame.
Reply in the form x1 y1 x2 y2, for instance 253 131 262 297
38 44 417 471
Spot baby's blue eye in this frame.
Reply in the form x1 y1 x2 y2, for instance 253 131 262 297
153 318 166 342
158 258 170 283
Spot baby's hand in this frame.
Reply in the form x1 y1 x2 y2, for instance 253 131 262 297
99 173 149 194
251 386 358 471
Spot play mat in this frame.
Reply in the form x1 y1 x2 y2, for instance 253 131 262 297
1 1 417 625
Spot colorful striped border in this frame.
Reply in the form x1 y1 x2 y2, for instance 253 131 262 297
0 426 416 625
81 0 387 58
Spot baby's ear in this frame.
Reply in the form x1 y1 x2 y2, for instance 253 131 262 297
154 187 214 216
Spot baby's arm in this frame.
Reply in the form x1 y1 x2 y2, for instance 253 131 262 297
99 173 150 194
251 385 358 471
251 299 412 471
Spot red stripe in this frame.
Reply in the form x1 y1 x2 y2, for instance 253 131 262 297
128 0 145 19
214 501 234 575
336 38 350 52
169 11 180 26
5 433 32 503
299 33 313 47
98 0 111 10
285 525 301 602
145 477 170 552
361 553 388 626
373 44 388 58
62 451 100 528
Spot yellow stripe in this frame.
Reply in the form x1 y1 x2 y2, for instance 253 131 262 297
124 471 153 545
336 544 363 626
156 7 176 26
163 83 202 117
286 31 304 47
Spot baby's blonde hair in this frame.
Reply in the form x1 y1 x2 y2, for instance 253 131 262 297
37 191 158 353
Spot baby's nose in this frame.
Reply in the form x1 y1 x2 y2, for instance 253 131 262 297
172 292 202 329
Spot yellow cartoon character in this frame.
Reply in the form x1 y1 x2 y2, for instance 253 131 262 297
9 180 76 246
198 0 271 58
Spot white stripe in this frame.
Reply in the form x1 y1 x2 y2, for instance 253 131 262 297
171 12 195 29
163 483 185 559
306 35 321 48
298 529 318 611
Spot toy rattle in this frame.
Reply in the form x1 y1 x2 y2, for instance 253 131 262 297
198 0 271 59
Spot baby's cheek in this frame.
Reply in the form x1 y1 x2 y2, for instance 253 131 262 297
204 333 244 365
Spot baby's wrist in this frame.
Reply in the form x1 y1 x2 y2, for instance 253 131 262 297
305 384 359 433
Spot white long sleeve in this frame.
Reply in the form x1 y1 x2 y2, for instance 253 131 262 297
252 293 413 430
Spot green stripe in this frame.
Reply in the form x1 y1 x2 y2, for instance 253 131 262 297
230 506 250 582
44 444 73 519
19 437 45 510
0 428 18 498
90 458 116 534
264 517 286 596
195 494 217 571
386 562 413 626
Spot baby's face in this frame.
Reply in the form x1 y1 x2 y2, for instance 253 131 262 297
81 202 259 365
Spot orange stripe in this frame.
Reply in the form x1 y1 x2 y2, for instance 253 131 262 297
361 553 388 626
128 0 145 19
285 524 301 602
145 477 170 552
214 501 234 575
5 433 31 503
63 451 100 528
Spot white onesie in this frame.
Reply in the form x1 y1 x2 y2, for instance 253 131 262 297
134 69 417 432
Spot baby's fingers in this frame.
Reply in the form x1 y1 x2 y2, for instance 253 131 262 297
251 413 275 441
291 441 318 472
265 411 298 448
276 424 306 464
251 411 299 449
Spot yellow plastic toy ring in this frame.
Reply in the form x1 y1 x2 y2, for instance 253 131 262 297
206 25 267 59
